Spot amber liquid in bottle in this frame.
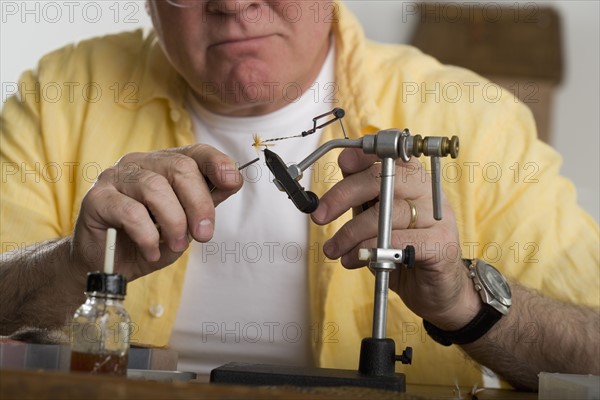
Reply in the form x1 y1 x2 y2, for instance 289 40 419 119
70 272 130 377
70 350 128 376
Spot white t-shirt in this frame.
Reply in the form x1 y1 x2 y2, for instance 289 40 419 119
169 45 337 374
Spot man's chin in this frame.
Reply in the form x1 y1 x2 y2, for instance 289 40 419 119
191 76 295 116
196 87 299 116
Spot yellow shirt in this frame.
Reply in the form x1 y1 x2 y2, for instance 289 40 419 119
2 2 598 386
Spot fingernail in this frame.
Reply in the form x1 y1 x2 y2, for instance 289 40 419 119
196 219 213 241
312 202 328 223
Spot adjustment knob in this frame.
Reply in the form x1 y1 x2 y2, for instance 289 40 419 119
449 136 459 158
403 245 416 269
395 347 413 365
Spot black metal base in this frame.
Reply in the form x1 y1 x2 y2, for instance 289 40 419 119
210 362 406 392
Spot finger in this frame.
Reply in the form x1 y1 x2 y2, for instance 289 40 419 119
323 198 434 259
177 145 244 240
337 223 460 270
119 237 187 280
338 148 380 175
314 156 436 225
395 158 432 197
111 167 190 253
341 148 432 197
178 144 244 203
118 148 228 242
312 163 382 225
80 185 161 263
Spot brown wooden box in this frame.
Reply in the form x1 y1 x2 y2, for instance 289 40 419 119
410 3 563 143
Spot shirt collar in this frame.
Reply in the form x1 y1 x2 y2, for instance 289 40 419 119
119 29 187 110
331 0 384 137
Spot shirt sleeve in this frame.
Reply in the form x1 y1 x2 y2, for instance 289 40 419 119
1 68 68 250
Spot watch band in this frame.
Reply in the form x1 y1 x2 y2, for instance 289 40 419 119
423 305 502 346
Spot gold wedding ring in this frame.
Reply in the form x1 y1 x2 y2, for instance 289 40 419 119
405 199 418 229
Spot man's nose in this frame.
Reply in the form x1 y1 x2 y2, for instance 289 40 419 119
206 0 262 15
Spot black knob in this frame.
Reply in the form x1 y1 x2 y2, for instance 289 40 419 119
395 347 413 365
299 191 320 214
403 245 416 269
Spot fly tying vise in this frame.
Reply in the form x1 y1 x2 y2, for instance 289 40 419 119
233 107 459 391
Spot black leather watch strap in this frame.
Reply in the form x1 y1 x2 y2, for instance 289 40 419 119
423 305 502 346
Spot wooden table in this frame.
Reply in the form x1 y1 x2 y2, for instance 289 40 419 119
0 369 537 400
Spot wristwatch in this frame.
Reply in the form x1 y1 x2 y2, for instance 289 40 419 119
423 259 512 346
467 258 512 315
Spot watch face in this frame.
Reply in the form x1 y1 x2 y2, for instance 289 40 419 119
478 262 512 305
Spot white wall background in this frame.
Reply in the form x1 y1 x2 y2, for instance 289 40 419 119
1 0 598 222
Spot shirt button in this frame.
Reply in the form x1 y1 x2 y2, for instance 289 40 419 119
149 304 164 318
170 109 181 122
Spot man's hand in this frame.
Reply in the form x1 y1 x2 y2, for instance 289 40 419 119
311 147 481 330
71 144 243 281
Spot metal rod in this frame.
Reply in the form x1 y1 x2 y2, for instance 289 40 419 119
373 270 390 339
372 157 396 339
297 138 363 172
431 156 442 220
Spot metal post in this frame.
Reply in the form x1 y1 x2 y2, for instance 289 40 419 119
372 157 396 339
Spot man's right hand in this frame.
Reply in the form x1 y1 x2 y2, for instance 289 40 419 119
71 144 243 281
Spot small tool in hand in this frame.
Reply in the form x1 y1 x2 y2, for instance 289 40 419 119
150 157 260 239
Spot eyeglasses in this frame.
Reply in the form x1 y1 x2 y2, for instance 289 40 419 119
165 1 257 12
165 0 204 8
165 0 253 11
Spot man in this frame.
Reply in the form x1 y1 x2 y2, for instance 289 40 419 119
1 0 598 390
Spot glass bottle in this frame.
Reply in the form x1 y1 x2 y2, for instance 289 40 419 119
70 272 130 376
